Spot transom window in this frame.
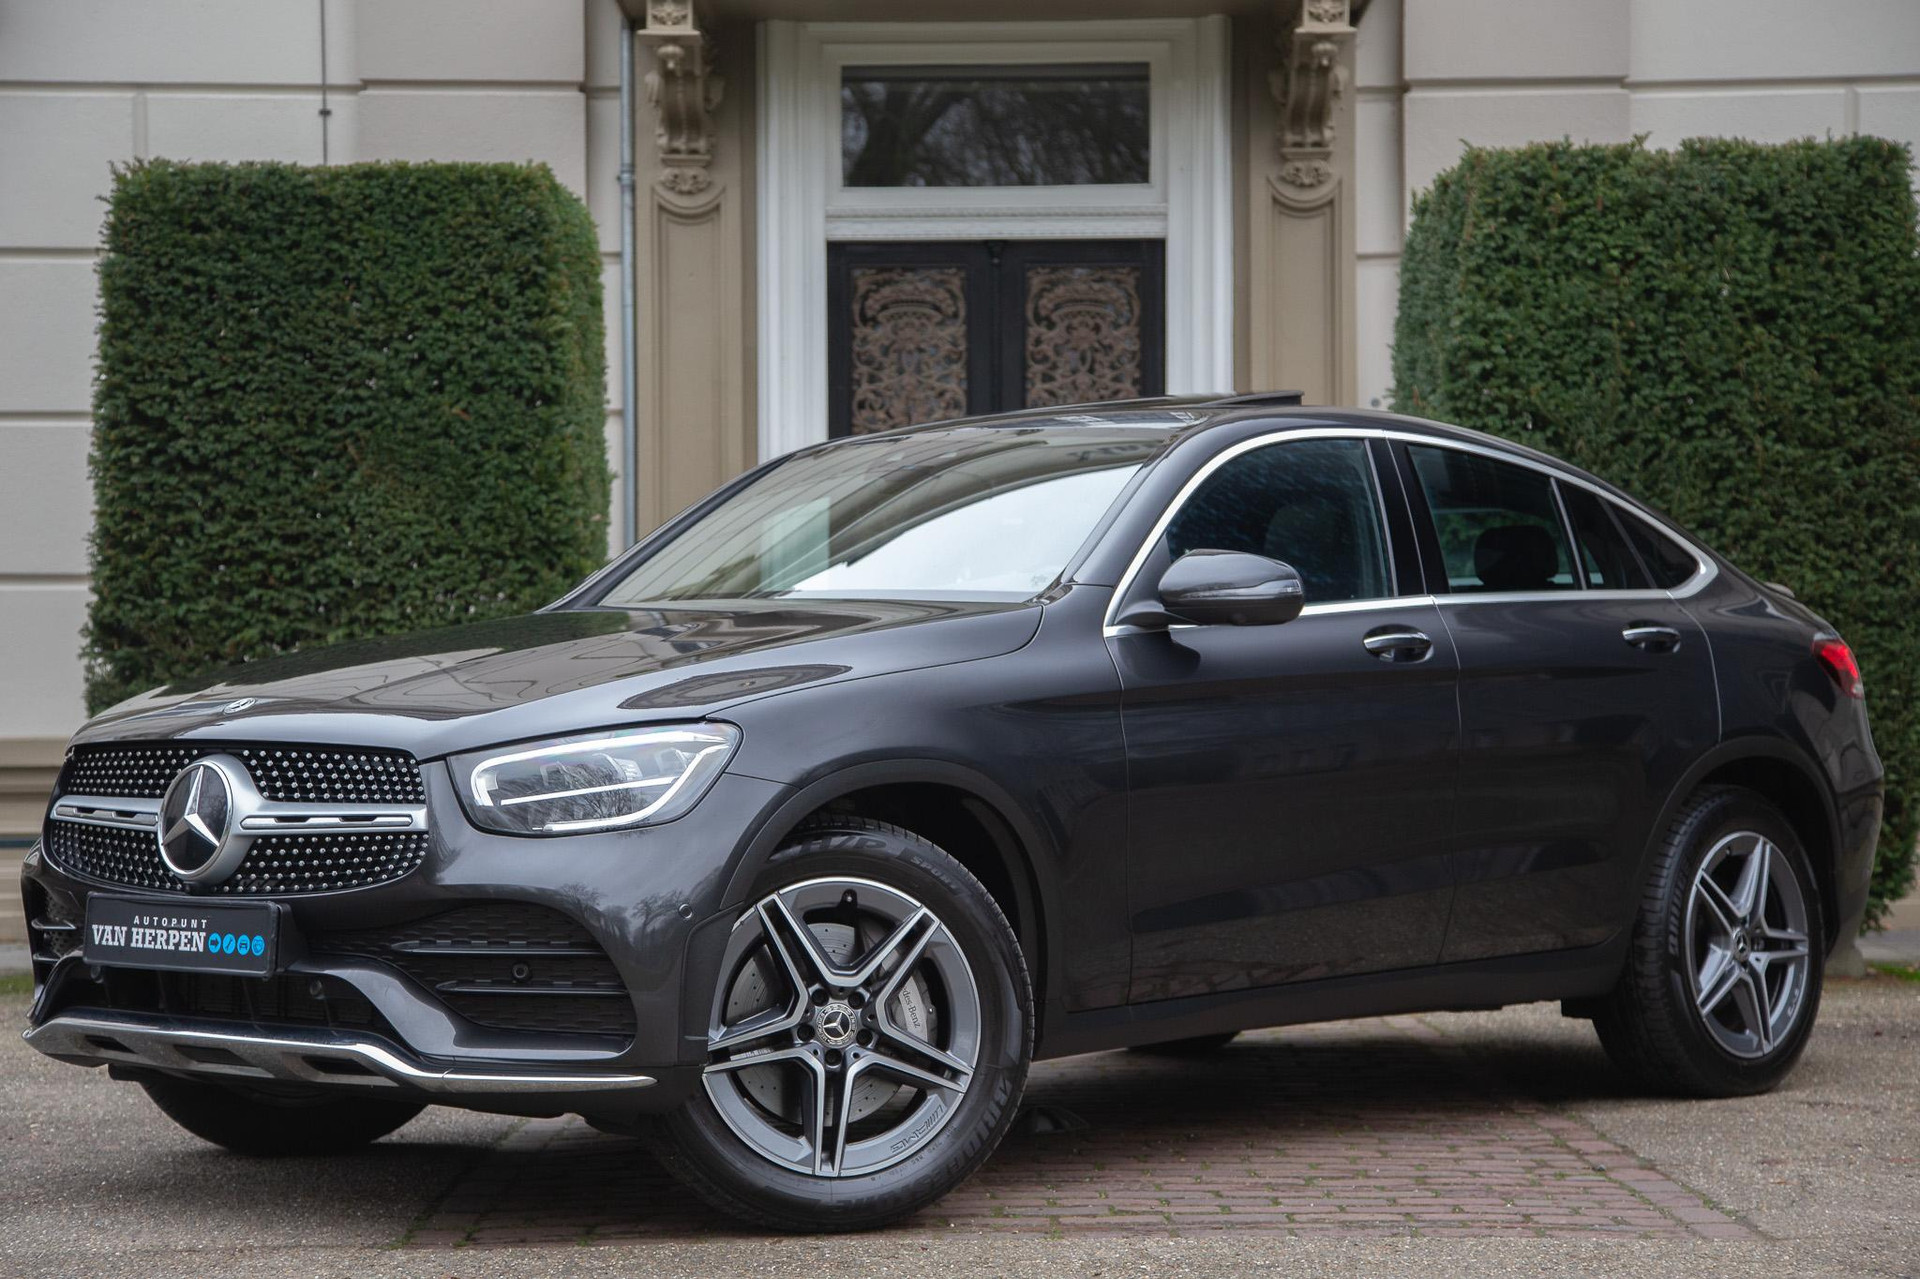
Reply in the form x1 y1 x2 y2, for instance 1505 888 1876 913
840 63 1151 188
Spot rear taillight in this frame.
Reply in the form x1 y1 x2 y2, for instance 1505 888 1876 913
1814 637 1864 699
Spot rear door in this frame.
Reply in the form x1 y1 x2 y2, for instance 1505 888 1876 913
1395 442 1717 961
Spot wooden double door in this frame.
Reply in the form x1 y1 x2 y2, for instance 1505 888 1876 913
827 240 1165 438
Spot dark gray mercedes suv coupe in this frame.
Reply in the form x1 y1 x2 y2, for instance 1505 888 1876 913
22 396 1882 1230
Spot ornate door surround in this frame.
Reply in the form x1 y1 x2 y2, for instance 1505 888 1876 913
759 18 1231 458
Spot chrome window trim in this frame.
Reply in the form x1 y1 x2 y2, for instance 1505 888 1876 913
1098 426 1717 634
1103 594 1439 640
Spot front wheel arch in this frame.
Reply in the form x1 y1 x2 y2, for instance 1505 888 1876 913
711 759 1055 1035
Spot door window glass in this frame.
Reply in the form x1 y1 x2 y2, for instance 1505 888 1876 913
1559 483 1650 590
1408 446 1577 594
841 64 1150 187
1615 507 1702 588
1165 439 1392 604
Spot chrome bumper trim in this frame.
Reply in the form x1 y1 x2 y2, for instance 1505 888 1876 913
24 1011 656 1094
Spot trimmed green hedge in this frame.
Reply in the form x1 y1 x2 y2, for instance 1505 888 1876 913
85 160 610 711
1393 136 1920 927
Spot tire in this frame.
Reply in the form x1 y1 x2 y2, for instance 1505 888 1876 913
1593 786 1825 1097
140 1075 423 1155
1129 1031 1240 1056
652 817 1033 1232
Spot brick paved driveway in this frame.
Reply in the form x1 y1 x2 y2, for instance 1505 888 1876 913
409 1013 1750 1246
10 979 1919 1277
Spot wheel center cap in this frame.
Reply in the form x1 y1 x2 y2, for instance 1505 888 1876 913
814 1000 858 1048
1733 931 1751 961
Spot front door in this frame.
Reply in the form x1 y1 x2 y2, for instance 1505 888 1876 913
1113 436 1461 1003
827 240 1165 437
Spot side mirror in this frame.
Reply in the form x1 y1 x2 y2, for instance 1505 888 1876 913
1144 549 1306 627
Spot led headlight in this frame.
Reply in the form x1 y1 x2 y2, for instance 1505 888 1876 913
454 724 738 835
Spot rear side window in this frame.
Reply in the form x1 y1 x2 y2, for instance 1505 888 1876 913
1615 507 1701 588
1559 483 1650 590
1407 445 1576 594
1166 438 1392 603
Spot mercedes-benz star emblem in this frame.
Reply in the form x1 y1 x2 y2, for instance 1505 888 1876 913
158 759 236 882
815 1001 858 1049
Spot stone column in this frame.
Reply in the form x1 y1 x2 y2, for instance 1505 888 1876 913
1245 0 1359 405
630 0 754 535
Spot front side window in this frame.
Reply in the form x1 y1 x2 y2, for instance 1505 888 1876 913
1408 446 1577 594
1165 438 1392 604
596 426 1164 605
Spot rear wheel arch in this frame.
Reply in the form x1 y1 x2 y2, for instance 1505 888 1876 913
1649 742 1841 946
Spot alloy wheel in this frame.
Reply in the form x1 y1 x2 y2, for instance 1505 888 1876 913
1683 830 1813 1059
703 876 981 1177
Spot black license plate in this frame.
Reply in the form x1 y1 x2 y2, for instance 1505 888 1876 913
83 895 282 977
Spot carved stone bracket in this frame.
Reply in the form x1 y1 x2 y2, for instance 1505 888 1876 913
640 0 724 197
1269 0 1355 196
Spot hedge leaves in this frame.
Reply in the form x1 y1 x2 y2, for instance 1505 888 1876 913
85 160 610 713
1393 136 1920 925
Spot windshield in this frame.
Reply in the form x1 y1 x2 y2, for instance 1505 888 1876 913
596 424 1172 604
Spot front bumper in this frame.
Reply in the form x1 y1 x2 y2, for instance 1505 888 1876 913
26 1008 656 1096
21 765 796 1118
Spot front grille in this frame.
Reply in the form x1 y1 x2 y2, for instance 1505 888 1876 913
58 967 387 1033
44 742 430 896
43 823 429 896
64 743 425 804
314 903 636 1039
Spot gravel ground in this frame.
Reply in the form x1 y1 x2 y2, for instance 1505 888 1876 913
2 976 1916 1278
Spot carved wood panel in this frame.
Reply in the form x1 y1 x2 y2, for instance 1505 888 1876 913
846 267 970 435
1023 265 1144 407
827 241 1163 438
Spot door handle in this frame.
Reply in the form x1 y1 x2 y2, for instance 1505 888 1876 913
1622 624 1683 652
1362 626 1433 663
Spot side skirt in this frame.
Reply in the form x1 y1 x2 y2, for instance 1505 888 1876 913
1035 932 1629 1061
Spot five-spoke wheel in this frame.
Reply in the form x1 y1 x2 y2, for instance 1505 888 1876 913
704 876 981 1177
1592 787 1824 1097
651 818 1031 1232
1684 831 1813 1059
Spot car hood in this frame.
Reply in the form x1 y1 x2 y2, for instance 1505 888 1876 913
74 600 1042 758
